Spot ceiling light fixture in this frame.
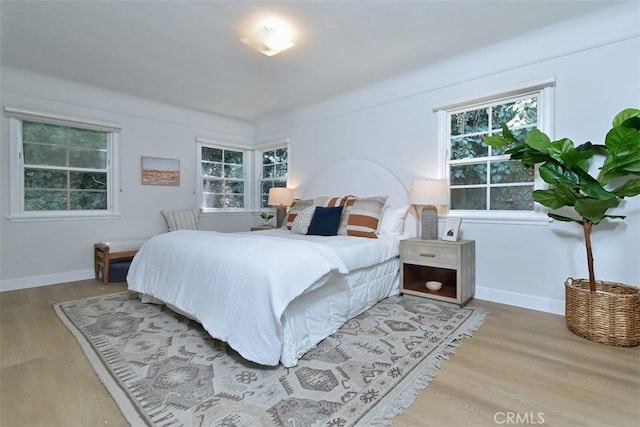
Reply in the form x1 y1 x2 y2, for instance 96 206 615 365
241 26 295 56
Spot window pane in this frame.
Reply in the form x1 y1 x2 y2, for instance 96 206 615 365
262 180 274 194
224 164 243 179
451 108 488 136
451 135 488 160
490 161 534 184
263 165 275 179
220 194 244 208
224 150 243 164
202 147 222 162
451 188 486 210
450 164 487 185
22 122 66 145
492 97 538 130
69 147 107 169
225 180 244 194
70 171 107 190
261 195 269 208
203 179 224 193
263 150 275 164
70 191 107 210
23 143 67 166
275 163 288 178
24 169 67 189
67 128 107 149
490 185 534 210
24 189 68 211
202 162 222 178
275 148 287 162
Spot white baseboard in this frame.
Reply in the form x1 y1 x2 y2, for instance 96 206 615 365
2 272 565 316
0 269 95 292
476 286 564 315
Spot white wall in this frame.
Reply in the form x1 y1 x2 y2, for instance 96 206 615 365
256 4 640 314
0 68 256 290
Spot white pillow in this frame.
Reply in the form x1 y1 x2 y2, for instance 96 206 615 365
291 205 316 234
378 205 409 236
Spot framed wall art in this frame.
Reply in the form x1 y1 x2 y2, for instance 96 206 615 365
442 217 461 241
141 156 180 186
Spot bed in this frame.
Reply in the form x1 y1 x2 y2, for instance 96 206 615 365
127 159 417 367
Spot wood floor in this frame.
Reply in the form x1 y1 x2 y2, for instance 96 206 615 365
1 280 638 427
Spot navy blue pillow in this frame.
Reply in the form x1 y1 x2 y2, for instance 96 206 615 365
307 206 343 236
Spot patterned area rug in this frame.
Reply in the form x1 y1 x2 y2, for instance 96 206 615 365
54 292 486 426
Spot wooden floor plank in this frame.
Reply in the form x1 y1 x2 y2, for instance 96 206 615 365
0 281 638 427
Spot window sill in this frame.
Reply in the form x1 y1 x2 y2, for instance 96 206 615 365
443 211 552 226
6 212 121 222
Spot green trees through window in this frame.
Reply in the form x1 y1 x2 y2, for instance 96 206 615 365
21 121 109 211
447 96 537 211
260 147 288 208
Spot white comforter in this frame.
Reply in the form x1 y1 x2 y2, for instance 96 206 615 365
127 229 401 366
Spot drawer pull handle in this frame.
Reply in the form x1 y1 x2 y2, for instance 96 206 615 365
420 253 436 258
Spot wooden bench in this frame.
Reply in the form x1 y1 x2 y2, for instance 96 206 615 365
94 239 148 284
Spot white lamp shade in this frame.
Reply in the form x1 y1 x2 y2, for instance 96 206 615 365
409 179 449 206
268 187 294 206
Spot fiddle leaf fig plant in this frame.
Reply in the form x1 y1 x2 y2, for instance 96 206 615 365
485 108 640 292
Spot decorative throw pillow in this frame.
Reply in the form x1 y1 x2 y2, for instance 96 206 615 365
337 196 358 235
307 206 344 236
291 205 316 235
314 196 346 208
346 196 388 238
378 205 409 236
161 208 200 232
283 199 314 230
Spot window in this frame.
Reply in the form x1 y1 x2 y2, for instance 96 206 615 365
436 79 554 218
198 142 247 210
258 143 289 208
7 107 120 220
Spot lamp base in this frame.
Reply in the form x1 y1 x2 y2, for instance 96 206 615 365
421 206 438 239
275 206 287 228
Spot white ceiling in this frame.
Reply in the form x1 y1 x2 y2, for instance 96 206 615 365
0 1 625 122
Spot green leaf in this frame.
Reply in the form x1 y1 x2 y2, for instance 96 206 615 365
484 134 510 148
548 212 583 225
533 185 577 209
612 108 640 128
612 178 640 198
575 197 620 224
573 167 617 199
538 161 580 187
604 126 640 156
524 129 551 152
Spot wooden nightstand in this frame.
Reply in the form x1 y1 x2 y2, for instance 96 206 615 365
250 225 274 231
400 238 475 306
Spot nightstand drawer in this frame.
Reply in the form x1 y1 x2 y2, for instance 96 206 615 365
401 242 458 268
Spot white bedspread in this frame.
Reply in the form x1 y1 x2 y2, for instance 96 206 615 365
127 230 400 366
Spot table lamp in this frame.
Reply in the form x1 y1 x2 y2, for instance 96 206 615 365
409 179 449 239
268 187 294 228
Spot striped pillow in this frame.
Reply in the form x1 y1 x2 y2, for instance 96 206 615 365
161 209 200 232
283 199 314 230
314 196 347 208
346 196 388 238
337 196 358 235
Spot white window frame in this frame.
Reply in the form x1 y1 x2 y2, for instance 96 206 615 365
6 107 121 222
435 78 555 225
255 139 290 211
196 137 253 213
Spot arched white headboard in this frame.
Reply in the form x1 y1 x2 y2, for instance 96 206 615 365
299 159 417 235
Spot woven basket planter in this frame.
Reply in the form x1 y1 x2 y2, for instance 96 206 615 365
565 278 640 347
